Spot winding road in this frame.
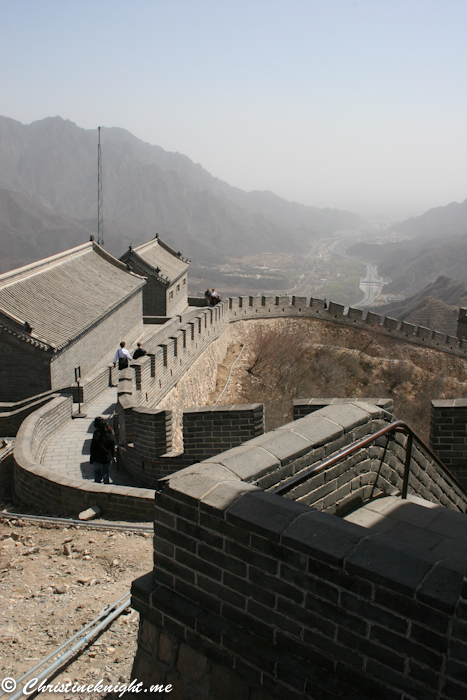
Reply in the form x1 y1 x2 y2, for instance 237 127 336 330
326 239 384 307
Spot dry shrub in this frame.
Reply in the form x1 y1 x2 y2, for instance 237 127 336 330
246 326 309 393
239 323 467 441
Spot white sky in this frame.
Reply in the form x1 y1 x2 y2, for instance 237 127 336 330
1 0 466 219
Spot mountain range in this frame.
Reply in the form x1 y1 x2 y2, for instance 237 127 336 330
372 275 467 336
0 116 367 270
349 199 467 299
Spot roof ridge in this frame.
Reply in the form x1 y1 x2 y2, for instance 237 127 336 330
133 236 190 264
91 241 145 279
0 241 93 289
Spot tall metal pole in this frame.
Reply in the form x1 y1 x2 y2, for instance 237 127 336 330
97 126 104 246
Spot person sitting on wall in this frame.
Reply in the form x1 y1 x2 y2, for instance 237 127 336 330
211 289 220 306
90 417 116 485
133 342 147 360
113 341 132 370
205 288 212 306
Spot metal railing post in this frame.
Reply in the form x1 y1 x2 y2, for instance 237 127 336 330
401 432 413 499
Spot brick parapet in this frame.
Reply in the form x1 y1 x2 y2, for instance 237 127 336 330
0 390 58 437
182 404 265 462
223 295 467 359
130 402 467 699
293 397 394 421
133 408 172 459
431 400 467 487
12 395 155 519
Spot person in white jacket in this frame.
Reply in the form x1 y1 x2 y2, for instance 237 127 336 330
113 341 132 370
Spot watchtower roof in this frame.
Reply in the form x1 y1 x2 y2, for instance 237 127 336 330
121 236 190 284
0 241 145 351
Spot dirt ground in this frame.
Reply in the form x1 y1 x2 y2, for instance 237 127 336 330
0 516 152 699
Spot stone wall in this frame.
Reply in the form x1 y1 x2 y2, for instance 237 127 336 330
50 290 143 392
131 402 467 700
118 404 265 490
165 275 189 318
133 408 173 460
0 331 53 402
0 391 57 437
117 303 231 450
13 395 155 519
223 294 466 359
431 399 467 487
457 307 467 341
0 441 14 495
182 404 264 462
293 398 394 421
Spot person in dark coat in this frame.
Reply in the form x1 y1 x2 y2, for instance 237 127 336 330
90 417 116 484
133 342 147 360
204 288 212 306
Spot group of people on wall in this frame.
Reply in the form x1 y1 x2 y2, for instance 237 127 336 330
205 288 221 306
112 341 146 370
92 339 148 484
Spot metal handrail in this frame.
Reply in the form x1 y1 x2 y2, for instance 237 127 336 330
272 420 467 498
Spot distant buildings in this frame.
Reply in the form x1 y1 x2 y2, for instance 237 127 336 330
120 235 190 317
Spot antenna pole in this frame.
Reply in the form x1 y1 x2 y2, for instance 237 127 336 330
97 126 104 246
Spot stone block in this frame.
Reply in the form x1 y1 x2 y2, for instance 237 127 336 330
78 505 101 520
140 618 157 655
246 429 312 464
227 490 309 540
346 534 435 596
211 664 249 700
200 480 259 512
282 510 366 565
278 415 343 446
316 402 377 431
157 633 172 665
176 642 207 680
216 445 280 481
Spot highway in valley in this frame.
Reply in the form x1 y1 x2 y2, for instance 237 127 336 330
326 239 384 307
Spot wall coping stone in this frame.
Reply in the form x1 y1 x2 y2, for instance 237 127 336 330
312 402 382 430
294 397 393 410
276 416 343 446
211 445 281 482
239 429 312 464
183 403 262 414
432 399 467 408
226 490 311 541
159 402 387 498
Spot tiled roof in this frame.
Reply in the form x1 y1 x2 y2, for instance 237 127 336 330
0 242 145 350
126 237 189 283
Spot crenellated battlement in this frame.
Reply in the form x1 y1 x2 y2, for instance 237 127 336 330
212 294 465 357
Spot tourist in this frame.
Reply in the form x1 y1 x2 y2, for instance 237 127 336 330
113 341 132 370
90 417 116 485
211 289 219 306
204 288 212 306
133 342 147 360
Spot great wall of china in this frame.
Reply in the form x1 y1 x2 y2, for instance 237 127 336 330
3 291 467 699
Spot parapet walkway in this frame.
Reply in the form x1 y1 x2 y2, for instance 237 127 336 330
345 494 467 572
41 386 135 487
40 306 215 490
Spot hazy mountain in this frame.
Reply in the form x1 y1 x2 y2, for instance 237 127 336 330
349 232 467 298
0 116 367 266
0 188 93 272
389 199 467 239
373 275 466 335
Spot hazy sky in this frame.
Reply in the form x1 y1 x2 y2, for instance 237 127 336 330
1 0 466 219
